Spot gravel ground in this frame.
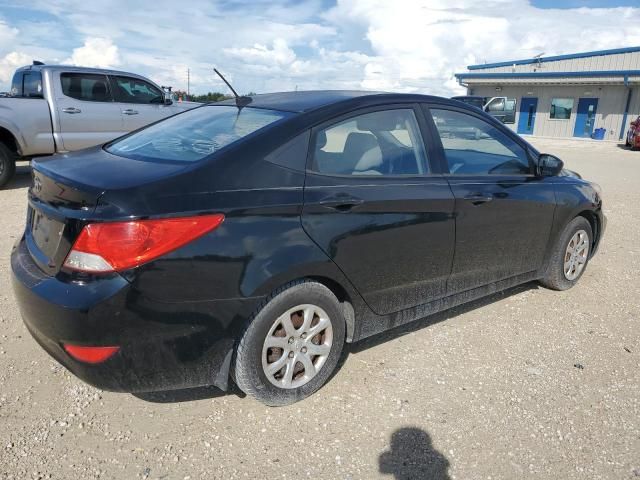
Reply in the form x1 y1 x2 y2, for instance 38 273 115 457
0 138 638 480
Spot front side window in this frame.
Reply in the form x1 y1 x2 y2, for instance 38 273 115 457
550 98 574 119
61 73 112 102
106 106 290 163
113 76 163 104
486 98 505 112
431 109 531 175
312 109 428 176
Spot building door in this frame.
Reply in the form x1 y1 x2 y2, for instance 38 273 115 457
573 98 599 138
517 97 538 135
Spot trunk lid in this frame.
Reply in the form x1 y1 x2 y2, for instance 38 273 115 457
26 147 192 275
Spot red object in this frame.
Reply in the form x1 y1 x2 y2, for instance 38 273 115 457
65 214 225 272
63 344 120 364
627 116 640 149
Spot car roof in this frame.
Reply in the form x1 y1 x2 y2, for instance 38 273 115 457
215 90 448 113
15 64 154 80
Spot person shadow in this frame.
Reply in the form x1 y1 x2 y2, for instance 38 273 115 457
379 427 451 480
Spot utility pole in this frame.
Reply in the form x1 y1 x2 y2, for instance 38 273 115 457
187 68 190 98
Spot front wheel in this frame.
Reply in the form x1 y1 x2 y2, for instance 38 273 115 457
539 217 593 291
233 280 345 406
0 143 17 188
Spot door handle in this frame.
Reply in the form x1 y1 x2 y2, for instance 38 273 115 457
464 193 493 205
62 107 81 114
318 195 363 212
122 109 139 115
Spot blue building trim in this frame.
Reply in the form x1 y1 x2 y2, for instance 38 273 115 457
467 46 640 71
455 70 640 81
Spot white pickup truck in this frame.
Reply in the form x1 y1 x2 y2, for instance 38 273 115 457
0 63 199 187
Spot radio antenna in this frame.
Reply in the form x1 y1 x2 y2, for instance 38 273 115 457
213 68 252 109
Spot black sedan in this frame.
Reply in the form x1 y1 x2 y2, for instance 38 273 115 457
11 91 605 406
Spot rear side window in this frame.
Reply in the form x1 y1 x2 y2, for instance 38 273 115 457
10 71 43 98
431 109 531 175
106 106 291 163
112 76 163 104
312 109 428 176
61 73 112 102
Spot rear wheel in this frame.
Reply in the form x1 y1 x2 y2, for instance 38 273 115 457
539 217 592 291
0 143 16 188
233 280 345 406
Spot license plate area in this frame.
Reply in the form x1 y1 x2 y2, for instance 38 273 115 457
31 209 65 259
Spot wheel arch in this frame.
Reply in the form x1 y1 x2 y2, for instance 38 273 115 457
256 273 363 343
576 209 601 256
0 126 19 155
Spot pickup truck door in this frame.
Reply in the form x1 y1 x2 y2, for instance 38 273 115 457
56 72 125 151
110 75 178 131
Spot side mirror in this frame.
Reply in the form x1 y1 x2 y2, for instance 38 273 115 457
163 94 173 105
537 153 564 177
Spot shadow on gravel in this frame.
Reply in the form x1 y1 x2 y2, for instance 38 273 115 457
4 164 32 190
379 427 451 480
347 282 539 356
133 383 245 403
616 143 634 151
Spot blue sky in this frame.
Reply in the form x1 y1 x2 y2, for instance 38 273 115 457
532 0 637 7
1 0 639 96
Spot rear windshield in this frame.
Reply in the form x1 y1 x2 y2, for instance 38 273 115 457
106 106 291 163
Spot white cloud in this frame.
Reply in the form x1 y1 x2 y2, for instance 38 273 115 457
64 37 120 68
0 1 639 95
224 39 297 67
328 0 640 96
0 52 31 85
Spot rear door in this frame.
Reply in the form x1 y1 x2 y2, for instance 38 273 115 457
110 75 170 131
56 72 125 151
301 105 455 315
426 105 556 294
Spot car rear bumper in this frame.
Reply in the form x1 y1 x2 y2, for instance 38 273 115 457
11 237 261 393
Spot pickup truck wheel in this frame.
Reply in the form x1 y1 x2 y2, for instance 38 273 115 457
0 143 17 188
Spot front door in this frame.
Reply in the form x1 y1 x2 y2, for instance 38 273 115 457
573 98 599 138
427 106 556 294
302 106 455 315
110 75 169 131
517 97 538 135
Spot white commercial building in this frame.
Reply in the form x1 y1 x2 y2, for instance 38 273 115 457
455 46 640 141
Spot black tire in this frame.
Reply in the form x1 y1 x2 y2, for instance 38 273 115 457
0 143 17 188
233 280 346 406
539 216 593 291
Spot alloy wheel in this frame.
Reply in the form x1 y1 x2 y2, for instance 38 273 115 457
261 304 333 389
563 229 589 281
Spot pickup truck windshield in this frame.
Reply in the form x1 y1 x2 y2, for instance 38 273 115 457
106 105 291 163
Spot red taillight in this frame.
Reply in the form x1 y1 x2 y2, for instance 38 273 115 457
63 344 120 364
63 214 225 273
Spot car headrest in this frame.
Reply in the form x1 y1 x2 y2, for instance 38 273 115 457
356 113 399 132
315 130 327 149
343 132 379 159
92 81 108 100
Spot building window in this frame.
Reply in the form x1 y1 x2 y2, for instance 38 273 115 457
550 98 574 120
